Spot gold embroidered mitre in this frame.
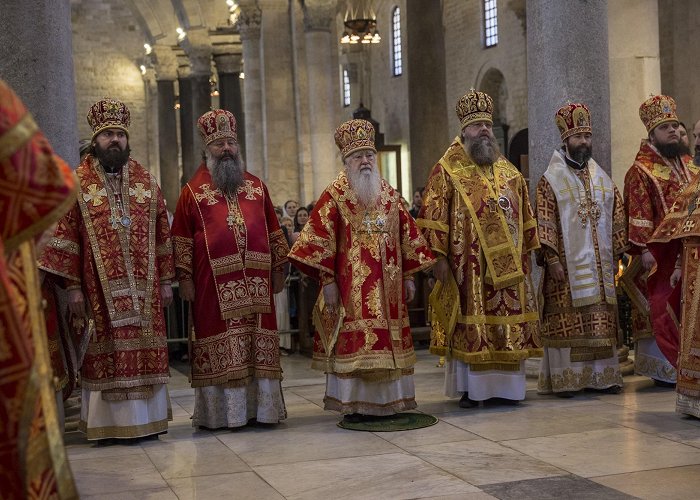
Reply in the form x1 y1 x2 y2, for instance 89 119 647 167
334 119 377 159
87 97 130 140
455 89 493 128
555 102 592 140
639 94 678 132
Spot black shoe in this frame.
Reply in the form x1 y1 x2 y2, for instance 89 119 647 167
555 391 576 398
343 413 364 423
653 379 676 388
600 385 623 394
491 397 520 406
459 393 479 408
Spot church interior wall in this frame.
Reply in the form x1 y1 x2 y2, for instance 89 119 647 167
71 0 151 170
659 0 700 134
367 0 411 197
442 0 528 148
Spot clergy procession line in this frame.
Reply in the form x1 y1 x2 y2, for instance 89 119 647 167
3 77 700 498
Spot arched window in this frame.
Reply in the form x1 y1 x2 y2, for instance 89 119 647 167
483 0 498 47
342 67 351 107
391 6 402 76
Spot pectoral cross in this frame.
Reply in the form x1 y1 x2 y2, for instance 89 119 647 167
486 197 498 213
227 212 244 229
109 212 121 229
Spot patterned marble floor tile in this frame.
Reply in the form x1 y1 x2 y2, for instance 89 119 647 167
167 472 285 500
141 436 251 478
375 419 481 449
67 441 147 460
254 452 481 499
215 420 403 466
71 453 168 496
410 439 566 485
81 488 179 500
481 474 638 500
591 464 700 499
440 405 620 441
503 427 700 477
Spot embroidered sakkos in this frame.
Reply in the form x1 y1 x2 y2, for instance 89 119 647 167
171 164 288 387
622 140 698 341
288 171 434 375
0 79 78 499
418 138 542 369
40 155 174 396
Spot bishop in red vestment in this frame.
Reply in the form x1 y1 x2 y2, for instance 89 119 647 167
622 94 698 385
40 98 175 441
172 109 289 429
0 79 78 499
288 119 434 423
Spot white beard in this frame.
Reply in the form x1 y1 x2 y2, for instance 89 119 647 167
347 166 381 207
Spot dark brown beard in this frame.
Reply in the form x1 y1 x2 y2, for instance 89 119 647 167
462 134 500 166
209 153 244 197
94 143 130 173
656 142 682 159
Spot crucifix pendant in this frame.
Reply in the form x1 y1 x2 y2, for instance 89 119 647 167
109 213 120 229
487 198 498 213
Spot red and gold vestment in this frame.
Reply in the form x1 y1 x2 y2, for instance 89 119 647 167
418 139 541 370
622 140 698 342
649 177 700 414
537 154 627 360
288 171 434 376
40 155 174 401
171 165 288 387
0 79 78 499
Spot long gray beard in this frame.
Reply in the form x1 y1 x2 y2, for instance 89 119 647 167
207 153 244 198
347 167 381 207
462 134 500 166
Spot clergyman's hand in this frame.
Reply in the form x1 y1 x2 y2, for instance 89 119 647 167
433 257 453 284
641 250 656 272
323 282 340 308
67 288 86 318
179 279 195 302
272 272 285 294
404 279 416 303
670 268 682 288
160 283 173 307
548 262 566 282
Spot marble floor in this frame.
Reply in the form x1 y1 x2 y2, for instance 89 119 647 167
64 350 700 500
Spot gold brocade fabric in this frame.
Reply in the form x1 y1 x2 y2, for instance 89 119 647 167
288 172 435 375
623 140 698 342
39 157 175 396
536 169 627 362
418 139 541 365
649 177 700 400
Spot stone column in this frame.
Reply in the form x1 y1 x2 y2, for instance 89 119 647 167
406 0 448 193
302 0 338 198
153 45 181 209
177 63 195 186
180 31 212 182
258 0 300 200
608 0 660 191
0 0 79 166
214 52 246 155
527 0 611 193
237 0 265 178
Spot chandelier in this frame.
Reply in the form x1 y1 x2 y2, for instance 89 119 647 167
340 0 380 44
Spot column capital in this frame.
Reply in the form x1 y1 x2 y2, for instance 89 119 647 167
302 0 337 32
237 0 262 40
152 45 178 80
213 52 243 74
179 28 212 76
